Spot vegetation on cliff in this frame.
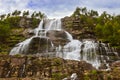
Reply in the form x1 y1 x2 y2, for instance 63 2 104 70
0 10 45 54
0 7 120 53
62 7 120 48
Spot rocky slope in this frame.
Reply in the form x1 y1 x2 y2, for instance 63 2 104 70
1 55 120 80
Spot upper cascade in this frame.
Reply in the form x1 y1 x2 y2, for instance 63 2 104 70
35 19 62 37
10 18 72 55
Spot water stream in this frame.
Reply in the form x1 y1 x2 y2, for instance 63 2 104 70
10 18 119 69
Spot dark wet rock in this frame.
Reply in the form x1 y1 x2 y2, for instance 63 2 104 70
46 30 68 40
28 37 53 54
46 30 69 46
78 61 96 70
117 48 120 56
99 63 108 70
111 61 120 68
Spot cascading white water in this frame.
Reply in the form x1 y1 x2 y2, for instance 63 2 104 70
10 18 119 69
10 19 63 55
62 40 82 60
65 31 73 41
57 39 101 68
81 40 100 68
10 37 33 55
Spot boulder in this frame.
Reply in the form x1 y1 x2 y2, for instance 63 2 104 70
99 63 108 70
46 30 69 46
111 61 120 68
78 61 96 70
22 28 35 38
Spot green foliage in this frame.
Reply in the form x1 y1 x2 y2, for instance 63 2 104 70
23 10 29 17
12 10 21 16
95 14 120 46
53 58 62 66
84 75 90 80
91 70 97 75
70 7 120 47
31 18 40 28
72 7 81 17
0 10 44 53
95 24 103 38
4 16 21 28
52 73 67 80
0 21 10 41
14 54 22 57
0 51 8 55
68 7 120 48
0 14 6 20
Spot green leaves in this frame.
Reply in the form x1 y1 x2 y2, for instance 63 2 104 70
95 13 120 46
0 21 10 41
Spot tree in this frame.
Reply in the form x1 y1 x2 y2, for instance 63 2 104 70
103 21 113 39
39 13 46 19
81 7 87 15
72 7 81 17
95 24 103 38
12 10 21 16
0 14 6 20
23 10 29 17
88 10 98 17
7 13 11 18
31 13 35 18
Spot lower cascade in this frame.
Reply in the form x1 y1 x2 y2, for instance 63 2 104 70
10 18 119 69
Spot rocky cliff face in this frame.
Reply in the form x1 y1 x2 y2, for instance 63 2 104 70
0 55 95 79
62 16 96 40
46 30 69 46
19 17 40 28
1 55 120 80
11 16 96 41
28 37 52 54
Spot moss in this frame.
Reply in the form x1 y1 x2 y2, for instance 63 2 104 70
14 54 22 57
0 52 8 55
84 75 90 80
53 58 62 66
107 75 112 80
52 73 67 80
91 70 97 75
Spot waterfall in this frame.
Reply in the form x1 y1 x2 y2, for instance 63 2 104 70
81 40 100 68
10 37 33 55
10 19 62 55
62 40 82 61
65 31 73 41
10 18 119 69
